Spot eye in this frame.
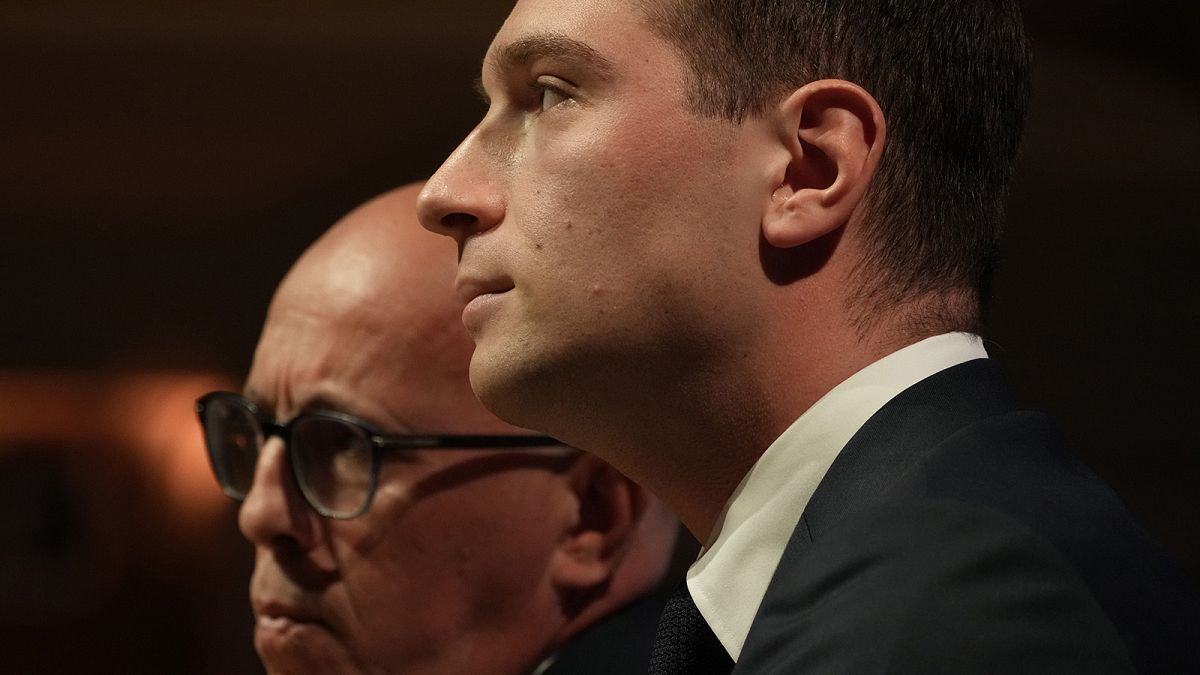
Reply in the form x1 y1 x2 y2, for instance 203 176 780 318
540 87 566 112
535 76 572 112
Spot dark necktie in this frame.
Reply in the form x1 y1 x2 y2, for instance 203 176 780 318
648 582 735 675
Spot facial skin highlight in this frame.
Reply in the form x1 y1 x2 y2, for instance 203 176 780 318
237 184 676 675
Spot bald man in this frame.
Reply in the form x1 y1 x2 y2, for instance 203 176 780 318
195 183 680 675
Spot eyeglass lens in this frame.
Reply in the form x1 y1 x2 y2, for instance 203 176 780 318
202 396 261 500
291 416 374 518
201 396 375 518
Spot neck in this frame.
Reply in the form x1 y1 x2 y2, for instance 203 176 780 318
562 307 940 541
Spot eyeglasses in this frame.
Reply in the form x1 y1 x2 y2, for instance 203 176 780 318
195 391 563 519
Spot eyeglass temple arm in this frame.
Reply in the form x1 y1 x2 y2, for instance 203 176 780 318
372 434 565 449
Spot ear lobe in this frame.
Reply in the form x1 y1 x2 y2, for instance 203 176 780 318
763 80 885 249
550 456 644 594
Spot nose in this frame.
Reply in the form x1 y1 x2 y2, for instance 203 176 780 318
416 127 505 246
237 437 320 551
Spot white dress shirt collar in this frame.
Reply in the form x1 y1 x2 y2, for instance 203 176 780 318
687 332 989 660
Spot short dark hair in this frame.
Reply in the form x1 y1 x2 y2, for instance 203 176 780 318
641 0 1032 333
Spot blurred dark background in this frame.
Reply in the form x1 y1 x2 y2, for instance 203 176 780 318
1 1 1196 673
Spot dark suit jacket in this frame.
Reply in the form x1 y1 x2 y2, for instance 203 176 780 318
543 591 668 674
734 359 1199 673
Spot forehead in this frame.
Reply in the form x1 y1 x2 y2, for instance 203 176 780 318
245 285 523 437
487 0 659 73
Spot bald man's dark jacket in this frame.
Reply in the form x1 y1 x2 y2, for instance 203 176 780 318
733 359 1199 674
542 591 667 674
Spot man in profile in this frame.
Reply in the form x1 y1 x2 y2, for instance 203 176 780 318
197 183 679 674
417 0 1200 672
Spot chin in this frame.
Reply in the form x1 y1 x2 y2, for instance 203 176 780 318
468 351 555 432
474 333 627 439
256 634 366 675
470 368 528 427
260 656 367 675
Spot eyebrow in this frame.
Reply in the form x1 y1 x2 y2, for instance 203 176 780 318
243 386 271 410
298 394 352 416
486 32 616 83
244 388 357 422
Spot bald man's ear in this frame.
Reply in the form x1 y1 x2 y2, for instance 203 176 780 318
550 455 645 597
763 80 886 248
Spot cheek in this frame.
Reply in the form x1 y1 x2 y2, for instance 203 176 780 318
316 479 475 666
511 116 695 296
516 111 751 312
333 471 568 652
529 110 695 223
328 525 448 663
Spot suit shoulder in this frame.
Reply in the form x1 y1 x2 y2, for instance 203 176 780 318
738 498 1135 674
919 411 1200 672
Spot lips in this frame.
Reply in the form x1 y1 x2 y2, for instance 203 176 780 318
255 600 320 623
456 273 515 332
455 274 514 305
256 613 312 638
252 599 335 650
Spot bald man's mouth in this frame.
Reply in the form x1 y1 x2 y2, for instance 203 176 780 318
253 598 337 651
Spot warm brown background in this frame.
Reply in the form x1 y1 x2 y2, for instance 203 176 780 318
1 2 1196 673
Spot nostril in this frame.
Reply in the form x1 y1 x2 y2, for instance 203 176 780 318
441 212 479 229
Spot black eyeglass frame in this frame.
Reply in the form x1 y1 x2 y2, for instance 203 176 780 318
195 390 564 519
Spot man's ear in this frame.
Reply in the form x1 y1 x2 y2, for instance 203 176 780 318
763 79 886 248
550 455 645 594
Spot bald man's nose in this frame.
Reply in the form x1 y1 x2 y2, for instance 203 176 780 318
238 439 318 551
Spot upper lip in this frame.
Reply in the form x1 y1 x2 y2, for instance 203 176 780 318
252 598 326 626
455 273 514 305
